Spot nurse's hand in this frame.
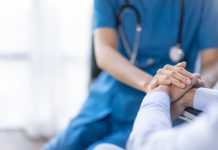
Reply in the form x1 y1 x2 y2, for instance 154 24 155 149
168 73 204 102
149 73 204 102
147 62 194 91
149 73 205 121
170 74 205 120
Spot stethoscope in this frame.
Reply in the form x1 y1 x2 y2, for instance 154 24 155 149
117 0 185 67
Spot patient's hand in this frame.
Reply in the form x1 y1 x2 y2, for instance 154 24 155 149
171 89 196 120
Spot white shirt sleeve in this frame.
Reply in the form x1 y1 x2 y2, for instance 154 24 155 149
139 104 218 150
127 91 172 150
127 90 218 150
193 88 218 112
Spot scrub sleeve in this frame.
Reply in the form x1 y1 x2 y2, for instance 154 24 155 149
197 0 218 51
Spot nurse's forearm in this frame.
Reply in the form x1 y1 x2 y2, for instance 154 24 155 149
200 48 218 88
96 45 152 92
94 28 152 92
201 61 218 88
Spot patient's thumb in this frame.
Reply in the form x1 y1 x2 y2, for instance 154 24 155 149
193 73 202 79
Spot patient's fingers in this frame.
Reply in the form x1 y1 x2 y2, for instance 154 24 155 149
195 78 206 88
198 79 205 87
193 73 202 79
192 73 205 88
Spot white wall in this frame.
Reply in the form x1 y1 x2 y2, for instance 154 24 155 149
0 0 93 138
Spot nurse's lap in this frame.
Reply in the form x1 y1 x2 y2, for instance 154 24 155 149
86 127 131 150
94 144 124 150
43 117 111 150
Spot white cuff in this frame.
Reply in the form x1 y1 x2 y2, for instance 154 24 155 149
193 88 218 112
141 91 170 111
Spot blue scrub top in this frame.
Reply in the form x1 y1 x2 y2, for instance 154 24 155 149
75 0 218 125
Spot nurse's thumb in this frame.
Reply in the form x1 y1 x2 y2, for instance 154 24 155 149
176 61 186 68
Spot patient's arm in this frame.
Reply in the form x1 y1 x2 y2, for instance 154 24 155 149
127 78 200 146
192 88 218 112
133 104 218 150
127 88 218 150
127 88 172 150
171 88 218 120
127 84 192 149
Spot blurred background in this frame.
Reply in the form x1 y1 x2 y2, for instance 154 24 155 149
0 0 93 149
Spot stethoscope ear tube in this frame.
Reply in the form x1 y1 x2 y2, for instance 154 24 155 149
178 0 184 45
116 1 142 66
119 24 141 65
169 0 185 63
116 3 141 29
117 5 142 66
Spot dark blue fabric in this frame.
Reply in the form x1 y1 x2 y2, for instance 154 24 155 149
44 114 132 150
45 0 218 149
44 115 112 150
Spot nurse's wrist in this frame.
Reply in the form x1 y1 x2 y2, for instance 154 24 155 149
141 76 154 93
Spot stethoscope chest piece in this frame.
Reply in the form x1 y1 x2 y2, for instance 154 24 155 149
169 45 185 63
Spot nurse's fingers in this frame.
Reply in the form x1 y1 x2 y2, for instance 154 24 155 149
157 69 191 85
151 74 185 89
176 61 186 68
154 78 172 88
149 76 171 90
163 64 194 79
169 76 186 88
159 75 186 88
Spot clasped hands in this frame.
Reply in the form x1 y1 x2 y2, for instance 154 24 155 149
147 62 205 120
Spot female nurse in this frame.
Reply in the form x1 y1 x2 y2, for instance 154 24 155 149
45 0 218 149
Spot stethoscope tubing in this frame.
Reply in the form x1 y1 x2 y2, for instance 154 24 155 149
117 0 185 66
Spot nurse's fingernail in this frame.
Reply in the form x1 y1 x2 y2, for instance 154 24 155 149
191 74 195 78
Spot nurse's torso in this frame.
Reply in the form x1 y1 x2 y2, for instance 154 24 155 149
118 0 203 74
76 0 204 124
